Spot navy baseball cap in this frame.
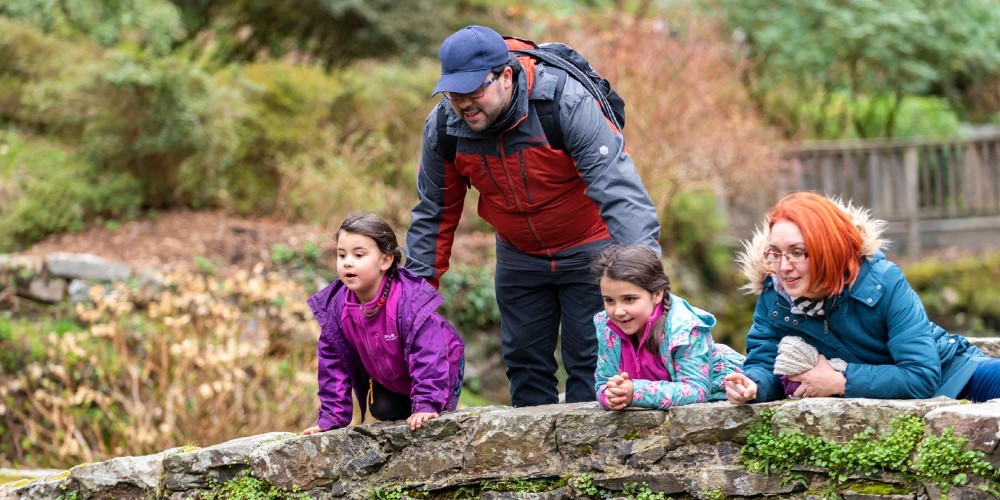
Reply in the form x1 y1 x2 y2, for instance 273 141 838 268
432 25 510 96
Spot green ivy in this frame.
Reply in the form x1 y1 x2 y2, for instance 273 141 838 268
369 483 424 500
569 474 668 499
621 481 667 500
740 409 1000 496
914 427 1000 495
202 472 309 500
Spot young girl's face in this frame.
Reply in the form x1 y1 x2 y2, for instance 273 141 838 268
600 277 664 336
336 231 393 303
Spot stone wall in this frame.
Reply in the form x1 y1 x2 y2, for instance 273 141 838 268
4 390 1000 499
3 254 999 499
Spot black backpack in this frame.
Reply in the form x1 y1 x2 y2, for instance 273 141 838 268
436 40 626 162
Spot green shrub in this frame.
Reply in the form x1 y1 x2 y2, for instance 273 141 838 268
893 96 961 139
0 128 142 251
438 264 501 334
329 59 437 188
904 250 1000 335
0 17 102 131
741 409 1000 495
662 190 734 288
80 50 212 208
198 62 340 215
0 0 183 56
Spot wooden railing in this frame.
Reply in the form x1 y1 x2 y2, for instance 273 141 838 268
727 134 1000 258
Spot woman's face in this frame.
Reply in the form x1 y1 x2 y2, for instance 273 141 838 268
768 220 817 299
599 277 664 336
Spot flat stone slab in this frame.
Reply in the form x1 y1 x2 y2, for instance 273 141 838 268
46 252 131 282
163 432 295 491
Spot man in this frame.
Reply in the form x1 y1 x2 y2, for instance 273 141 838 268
406 25 660 407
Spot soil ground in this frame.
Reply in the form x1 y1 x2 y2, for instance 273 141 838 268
23 209 495 276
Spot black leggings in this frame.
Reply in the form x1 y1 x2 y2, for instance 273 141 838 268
368 379 411 422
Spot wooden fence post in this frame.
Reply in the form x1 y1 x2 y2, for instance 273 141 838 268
904 146 921 258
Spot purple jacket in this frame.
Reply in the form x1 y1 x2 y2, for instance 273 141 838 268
307 267 464 430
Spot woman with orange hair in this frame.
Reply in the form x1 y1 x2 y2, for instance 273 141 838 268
724 192 999 404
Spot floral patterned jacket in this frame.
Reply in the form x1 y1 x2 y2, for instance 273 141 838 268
594 294 744 409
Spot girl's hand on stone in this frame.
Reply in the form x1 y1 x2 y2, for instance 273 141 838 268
407 412 439 430
724 373 757 404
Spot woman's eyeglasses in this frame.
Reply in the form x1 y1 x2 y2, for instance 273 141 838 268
443 75 498 101
763 249 808 264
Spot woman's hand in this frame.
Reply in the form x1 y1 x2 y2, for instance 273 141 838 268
407 412 439 430
724 373 758 404
301 425 323 435
789 355 846 398
603 372 635 410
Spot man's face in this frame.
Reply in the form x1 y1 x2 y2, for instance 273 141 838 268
447 67 512 132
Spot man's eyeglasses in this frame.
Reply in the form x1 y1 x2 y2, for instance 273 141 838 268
443 74 498 101
763 249 808 264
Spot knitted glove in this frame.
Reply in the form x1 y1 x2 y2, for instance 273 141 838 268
773 336 847 396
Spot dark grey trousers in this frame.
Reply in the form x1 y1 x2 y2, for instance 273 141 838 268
494 265 602 407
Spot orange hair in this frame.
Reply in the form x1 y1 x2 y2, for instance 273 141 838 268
768 192 862 297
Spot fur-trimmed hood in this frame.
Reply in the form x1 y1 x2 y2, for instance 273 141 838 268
736 197 889 295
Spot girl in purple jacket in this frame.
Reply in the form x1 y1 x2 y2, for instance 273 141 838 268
302 213 464 433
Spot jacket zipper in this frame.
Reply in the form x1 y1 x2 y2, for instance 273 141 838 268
497 136 546 253
481 153 510 207
519 151 532 203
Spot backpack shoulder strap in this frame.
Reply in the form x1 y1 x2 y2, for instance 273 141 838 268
533 66 567 152
435 99 457 163
513 47 624 132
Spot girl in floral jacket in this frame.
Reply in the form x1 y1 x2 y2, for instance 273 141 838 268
592 245 744 410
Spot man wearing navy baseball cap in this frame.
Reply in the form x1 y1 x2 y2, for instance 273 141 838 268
406 25 661 408
432 25 510 98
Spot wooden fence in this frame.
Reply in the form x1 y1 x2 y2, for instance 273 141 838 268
728 134 1000 258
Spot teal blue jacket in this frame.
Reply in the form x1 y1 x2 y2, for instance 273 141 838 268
742 251 988 402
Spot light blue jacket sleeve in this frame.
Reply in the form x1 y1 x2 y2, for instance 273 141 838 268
594 313 621 407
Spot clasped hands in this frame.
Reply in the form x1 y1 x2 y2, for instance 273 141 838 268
603 372 635 410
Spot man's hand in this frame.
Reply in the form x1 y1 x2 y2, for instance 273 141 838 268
724 373 758 404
